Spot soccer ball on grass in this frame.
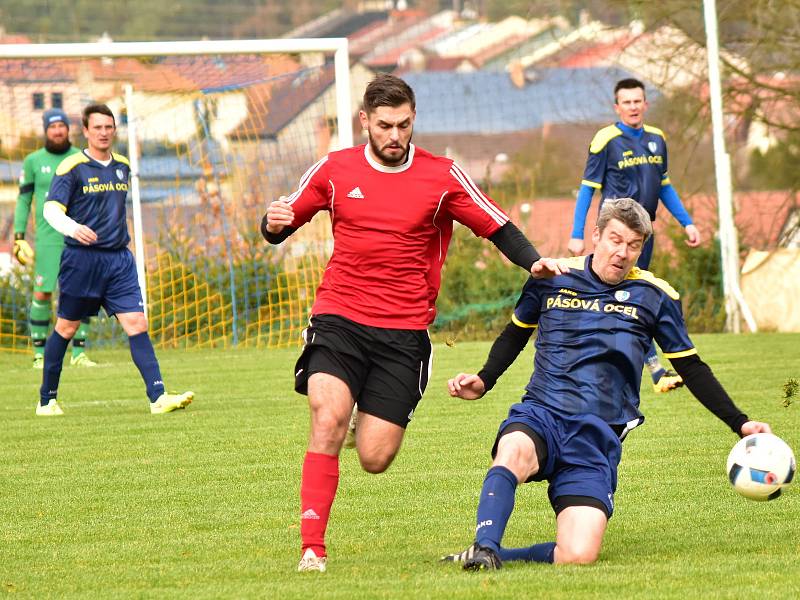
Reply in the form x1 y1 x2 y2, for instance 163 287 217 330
727 433 795 501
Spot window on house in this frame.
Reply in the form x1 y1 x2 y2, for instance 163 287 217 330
32 93 45 110
51 93 63 109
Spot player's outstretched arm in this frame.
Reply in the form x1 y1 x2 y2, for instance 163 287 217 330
448 373 485 400
448 320 534 401
530 257 571 279
670 353 770 436
739 421 772 436
488 222 541 272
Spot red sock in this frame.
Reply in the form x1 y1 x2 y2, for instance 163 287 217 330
300 451 339 557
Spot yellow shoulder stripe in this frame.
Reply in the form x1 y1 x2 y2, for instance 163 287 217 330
56 152 90 176
589 125 622 153
643 124 665 139
112 153 130 166
511 313 537 329
625 267 680 300
663 348 697 359
563 255 588 270
44 200 67 213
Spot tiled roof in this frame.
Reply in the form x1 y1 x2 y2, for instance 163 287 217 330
403 67 645 134
230 65 336 139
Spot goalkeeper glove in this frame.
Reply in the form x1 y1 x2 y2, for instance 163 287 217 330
13 233 34 265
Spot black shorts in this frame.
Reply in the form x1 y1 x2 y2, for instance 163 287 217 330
294 314 432 428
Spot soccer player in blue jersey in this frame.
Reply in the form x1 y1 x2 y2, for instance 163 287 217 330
443 198 771 569
36 103 193 416
568 78 701 394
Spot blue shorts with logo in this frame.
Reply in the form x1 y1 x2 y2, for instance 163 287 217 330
495 402 623 517
57 246 144 320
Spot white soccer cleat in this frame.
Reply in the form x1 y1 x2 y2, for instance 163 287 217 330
297 548 327 573
36 400 64 416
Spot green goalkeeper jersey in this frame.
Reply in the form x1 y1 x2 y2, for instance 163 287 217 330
14 145 81 246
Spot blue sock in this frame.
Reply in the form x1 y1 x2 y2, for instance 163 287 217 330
475 466 518 552
499 542 556 563
128 332 165 401
40 331 70 405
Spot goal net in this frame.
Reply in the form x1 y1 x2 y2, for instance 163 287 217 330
0 39 356 352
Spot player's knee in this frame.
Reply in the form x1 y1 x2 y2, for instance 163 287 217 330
556 542 600 565
309 410 350 450
494 434 538 481
55 320 80 339
358 450 396 474
120 314 148 336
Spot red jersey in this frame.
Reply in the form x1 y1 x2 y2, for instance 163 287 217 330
286 144 509 329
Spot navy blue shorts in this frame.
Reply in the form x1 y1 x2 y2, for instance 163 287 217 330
57 246 144 320
494 402 622 517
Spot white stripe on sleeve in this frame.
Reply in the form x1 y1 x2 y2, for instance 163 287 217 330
286 156 328 205
449 163 508 226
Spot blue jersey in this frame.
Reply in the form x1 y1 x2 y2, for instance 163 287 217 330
581 122 669 220
512 255 695 426
48 151 131 250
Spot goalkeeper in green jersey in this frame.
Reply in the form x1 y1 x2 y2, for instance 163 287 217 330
13 108 97 368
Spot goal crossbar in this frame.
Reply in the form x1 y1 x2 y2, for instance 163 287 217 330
0 39 352 340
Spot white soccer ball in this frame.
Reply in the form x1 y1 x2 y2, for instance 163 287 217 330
727 433 796 501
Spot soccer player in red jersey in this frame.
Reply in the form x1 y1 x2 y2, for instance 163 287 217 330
262 73 567 572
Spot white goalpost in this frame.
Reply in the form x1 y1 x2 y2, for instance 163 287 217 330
702 0 758 333
0 39 352 321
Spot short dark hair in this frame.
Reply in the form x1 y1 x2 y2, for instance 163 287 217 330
614 78 645 102
363 73 415 114
82 103 116 128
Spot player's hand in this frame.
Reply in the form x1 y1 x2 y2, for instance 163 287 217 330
72 225 97 245
13 238 34 265
739 421 772 436
265 197 294 234
448 373 486 400
530 257 570 279
684 224 701 248
567 237 585 256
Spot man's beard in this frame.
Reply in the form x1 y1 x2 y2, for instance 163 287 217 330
45 138 72 154
368 131 411 166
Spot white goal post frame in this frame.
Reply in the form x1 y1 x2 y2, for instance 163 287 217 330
703 0 757 333
0 39 353 316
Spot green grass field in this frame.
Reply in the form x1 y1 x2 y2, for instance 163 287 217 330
2 333 799 599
